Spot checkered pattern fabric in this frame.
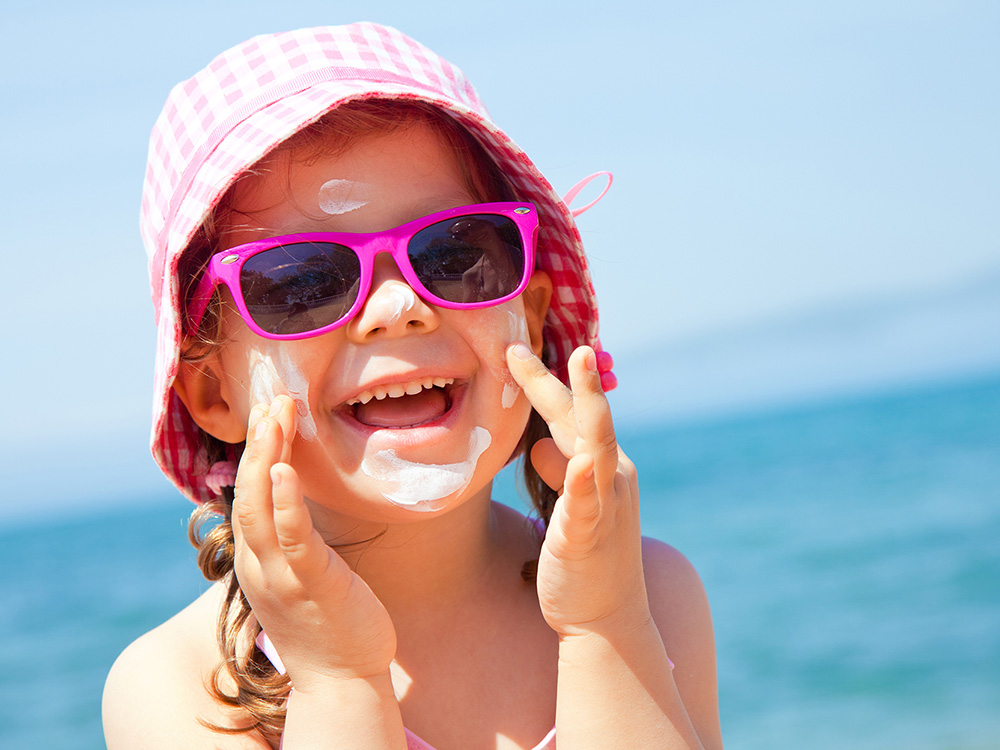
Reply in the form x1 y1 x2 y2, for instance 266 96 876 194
141 23 602 502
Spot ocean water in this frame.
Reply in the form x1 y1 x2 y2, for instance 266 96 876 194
1 374 997 749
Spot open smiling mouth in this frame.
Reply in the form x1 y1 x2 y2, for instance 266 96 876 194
344 378 456 429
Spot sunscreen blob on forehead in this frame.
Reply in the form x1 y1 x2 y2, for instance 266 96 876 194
317 179 371 216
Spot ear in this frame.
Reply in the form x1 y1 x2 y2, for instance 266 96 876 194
522 270 553 358
173 356 248 444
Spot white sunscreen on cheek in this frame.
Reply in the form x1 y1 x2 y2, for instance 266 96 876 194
502 311 531 408
360 427 492 510
277 348 318 441
249 348 281 407
502 382 519 409
317 179 370 215
507 310 530 345
248 347 317 441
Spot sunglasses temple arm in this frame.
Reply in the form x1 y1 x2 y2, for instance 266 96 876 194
562 171 613 218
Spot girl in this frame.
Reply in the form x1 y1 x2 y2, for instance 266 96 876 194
103 23 722 750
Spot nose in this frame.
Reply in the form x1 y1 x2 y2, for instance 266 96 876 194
347 254 439 341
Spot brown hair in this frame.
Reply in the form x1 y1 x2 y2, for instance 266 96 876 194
180 99 557 745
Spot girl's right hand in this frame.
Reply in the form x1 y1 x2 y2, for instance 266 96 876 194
232 395 398 694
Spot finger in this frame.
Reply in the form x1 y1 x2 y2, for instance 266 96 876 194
231 403 269 551
530 438 569 492
506 342 578 454
269 463 339 585
267 395 296 465
567 347 619 496
549 452 600 552
232 412 284 558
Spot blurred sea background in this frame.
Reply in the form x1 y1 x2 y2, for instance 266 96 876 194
2 2 998 748
3 369 998 749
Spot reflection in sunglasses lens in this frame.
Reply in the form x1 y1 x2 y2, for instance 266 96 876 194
242 242 361 334
409 215 524 304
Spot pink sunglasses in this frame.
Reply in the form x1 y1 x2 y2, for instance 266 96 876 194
188 202 538 340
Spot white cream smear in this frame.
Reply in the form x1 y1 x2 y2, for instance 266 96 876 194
317 179 371 216
248 346 318 441
249 348 281 407
501 310 531 408
361 427 492 510
386 283 418 326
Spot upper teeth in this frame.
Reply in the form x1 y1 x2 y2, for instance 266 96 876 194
346 377 454 406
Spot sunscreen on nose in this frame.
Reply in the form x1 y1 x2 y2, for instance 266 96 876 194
386 283 418 326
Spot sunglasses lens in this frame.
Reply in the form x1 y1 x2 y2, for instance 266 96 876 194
408 214 525 304
241 242 361 335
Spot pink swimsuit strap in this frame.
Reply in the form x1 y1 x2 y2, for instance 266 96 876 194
405 726 557 750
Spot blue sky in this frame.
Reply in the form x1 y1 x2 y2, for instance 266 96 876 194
1 1 997 511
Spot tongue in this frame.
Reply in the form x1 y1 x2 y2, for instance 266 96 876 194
354 388 449 428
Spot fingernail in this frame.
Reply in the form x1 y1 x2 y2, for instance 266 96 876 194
510 342 533 360
268 398 282 417
584 351 598 372
270 466 283 488
254 418 269 440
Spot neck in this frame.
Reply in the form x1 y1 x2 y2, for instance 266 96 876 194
307 483 522 617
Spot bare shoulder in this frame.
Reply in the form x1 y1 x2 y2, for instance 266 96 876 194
641 538 724 750
640 538 711 629
102 582 266 749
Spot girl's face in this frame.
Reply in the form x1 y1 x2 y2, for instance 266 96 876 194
207 123 549 526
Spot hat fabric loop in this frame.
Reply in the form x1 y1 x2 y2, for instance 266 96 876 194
562 171 614 218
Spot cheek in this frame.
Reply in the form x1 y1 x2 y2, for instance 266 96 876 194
247 347 282 406
246 345 318 441
467 302 531 410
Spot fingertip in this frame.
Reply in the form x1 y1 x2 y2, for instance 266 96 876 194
506 341 546 390
569 345 596 369
270 462 299 491
568 451 596 481
253 415 274 442
507 341 535 363
269 393 296 416
269 462 303 513
562 453 600 524
248 403 268 435
568 346 602 392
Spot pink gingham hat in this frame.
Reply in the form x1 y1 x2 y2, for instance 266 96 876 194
141 22 607 502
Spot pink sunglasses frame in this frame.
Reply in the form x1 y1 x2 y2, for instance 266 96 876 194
187 202 539 340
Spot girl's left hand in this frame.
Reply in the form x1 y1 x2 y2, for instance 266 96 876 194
506 344 650 639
